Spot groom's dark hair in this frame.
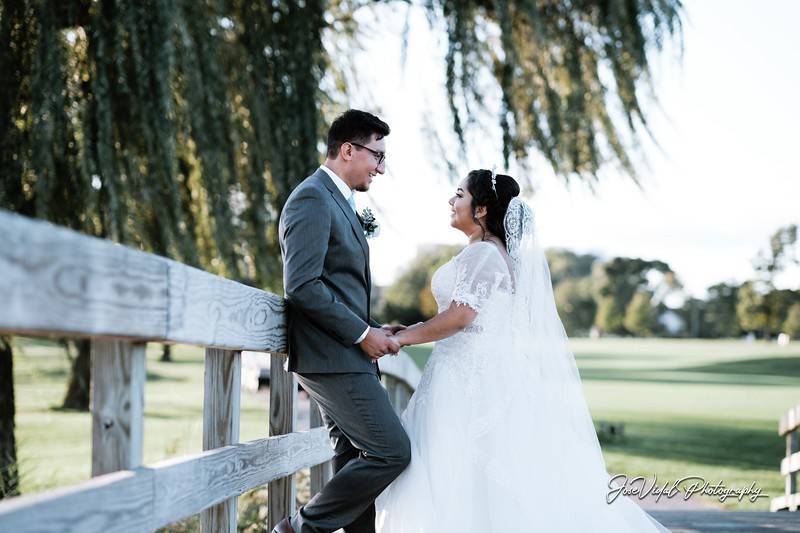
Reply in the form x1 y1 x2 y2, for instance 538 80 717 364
326 109 390 159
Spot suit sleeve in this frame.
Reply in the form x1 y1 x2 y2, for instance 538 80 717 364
280 187 370 346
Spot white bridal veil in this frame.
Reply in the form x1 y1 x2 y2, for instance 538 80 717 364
470 197 672 532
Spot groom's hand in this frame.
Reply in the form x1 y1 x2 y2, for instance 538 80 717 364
360 327 401 360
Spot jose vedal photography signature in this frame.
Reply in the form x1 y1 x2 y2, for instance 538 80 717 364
607 474 769 504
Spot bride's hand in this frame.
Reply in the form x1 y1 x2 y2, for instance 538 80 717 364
391 323 422 349
386 322 426 352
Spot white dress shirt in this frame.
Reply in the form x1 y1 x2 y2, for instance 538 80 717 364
319 165 371 344
320 165 357 214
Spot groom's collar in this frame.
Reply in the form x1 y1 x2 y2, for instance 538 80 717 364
320 165 353 202
315 165 370 264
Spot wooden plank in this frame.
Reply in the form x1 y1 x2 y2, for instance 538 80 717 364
781 449 800 477
394 383 411 414
379 350 421 391
0 429 334 532
771 493 800 512
166 261 286 352
779 405 800 436
90 340 146 476
382 375 398 416
201 349 241 533
268 353 298 529
771 495 785 512
0 211 168 339
382 374 413 417
309 397 333 496
151 429 332 527
0 469 154 532
379 351 417 416
231 430 333 494
0 209 286 352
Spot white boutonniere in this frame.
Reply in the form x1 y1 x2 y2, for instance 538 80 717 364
360 207 380 238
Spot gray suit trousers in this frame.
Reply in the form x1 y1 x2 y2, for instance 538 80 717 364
290 372 411 533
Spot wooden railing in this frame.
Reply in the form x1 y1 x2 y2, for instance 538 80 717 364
0 209 420 532
772 404 800 512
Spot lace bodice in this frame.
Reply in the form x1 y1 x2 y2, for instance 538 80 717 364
410 241 514 428
430 241 513 327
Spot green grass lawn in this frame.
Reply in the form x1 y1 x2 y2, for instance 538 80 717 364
9 337 800 514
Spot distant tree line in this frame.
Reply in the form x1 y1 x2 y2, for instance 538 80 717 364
375 224 800 339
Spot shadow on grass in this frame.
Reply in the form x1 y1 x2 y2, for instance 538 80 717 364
575 352 667 361
603 420 782 472
679 357 800 378
36 368 187 388
145 371 188 383
12 336 65 349
49 405 89 413
148 358 205 366
144 410 203 420
578 366 800 387
36 367 70 379
49 402 200 418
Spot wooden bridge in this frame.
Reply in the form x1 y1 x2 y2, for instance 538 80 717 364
0 209 797 532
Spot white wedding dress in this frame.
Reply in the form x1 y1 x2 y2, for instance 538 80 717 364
375 203 671 532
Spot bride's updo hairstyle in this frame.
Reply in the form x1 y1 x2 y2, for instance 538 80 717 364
466 169 521 248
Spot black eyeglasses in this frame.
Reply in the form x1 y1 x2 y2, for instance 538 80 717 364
349 142 386 166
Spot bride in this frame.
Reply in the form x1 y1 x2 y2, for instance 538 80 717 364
374 169 670 532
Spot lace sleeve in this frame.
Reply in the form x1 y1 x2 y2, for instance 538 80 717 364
451 242 511 312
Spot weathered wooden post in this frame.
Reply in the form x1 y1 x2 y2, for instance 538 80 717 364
309 397 334 496
268 354 297 528
90 339 146 476
787 430 798 511
201 348 242 532
392 378 411 416
382 355 421 418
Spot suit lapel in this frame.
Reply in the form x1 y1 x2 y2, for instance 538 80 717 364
316 169 370 267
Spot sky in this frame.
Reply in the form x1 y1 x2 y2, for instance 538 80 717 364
342 0 800 298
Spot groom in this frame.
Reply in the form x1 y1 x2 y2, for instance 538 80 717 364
274 110 411 533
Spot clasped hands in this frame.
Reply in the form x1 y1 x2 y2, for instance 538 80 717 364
359 324 407 362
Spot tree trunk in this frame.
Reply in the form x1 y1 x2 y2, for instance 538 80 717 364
160 344 172 362
0 337 19 499
62 339 90 411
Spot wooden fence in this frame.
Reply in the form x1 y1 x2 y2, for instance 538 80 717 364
0 209 420 532
771 404 800 512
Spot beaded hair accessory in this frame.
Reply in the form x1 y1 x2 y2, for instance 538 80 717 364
489 166 498 198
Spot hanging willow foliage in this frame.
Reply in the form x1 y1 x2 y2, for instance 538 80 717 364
0 0 328 291
0 0 682 290
434 0 683 183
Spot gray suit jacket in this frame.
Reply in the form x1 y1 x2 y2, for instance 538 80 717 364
279 168 382 375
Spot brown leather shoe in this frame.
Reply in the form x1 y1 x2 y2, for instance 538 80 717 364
272 517 295 533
